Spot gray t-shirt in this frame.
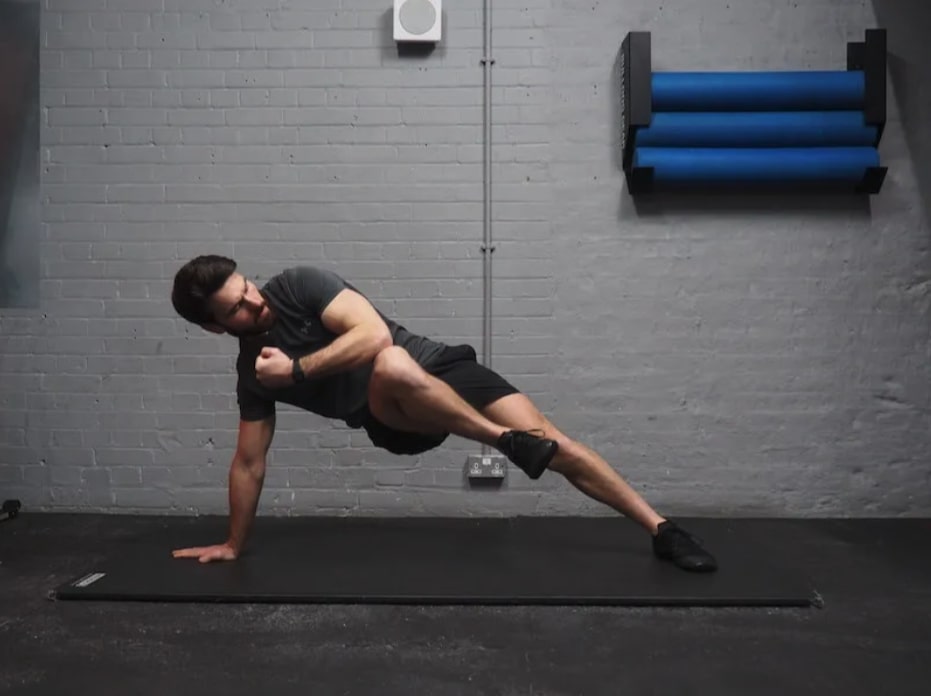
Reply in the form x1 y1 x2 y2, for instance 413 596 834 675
236 266 447 426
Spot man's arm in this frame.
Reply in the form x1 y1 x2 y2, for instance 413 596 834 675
172 415 275 563
226 415 275 554
294 288 392 379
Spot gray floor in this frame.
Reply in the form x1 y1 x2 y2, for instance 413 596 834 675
2 513 930 695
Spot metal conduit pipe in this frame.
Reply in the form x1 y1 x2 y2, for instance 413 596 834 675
480 0 495 454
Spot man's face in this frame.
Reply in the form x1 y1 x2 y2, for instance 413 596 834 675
206 273 274 336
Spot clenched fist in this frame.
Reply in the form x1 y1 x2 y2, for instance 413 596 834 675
255 346 294 388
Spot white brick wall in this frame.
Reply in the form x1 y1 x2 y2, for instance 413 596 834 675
0 0 928 516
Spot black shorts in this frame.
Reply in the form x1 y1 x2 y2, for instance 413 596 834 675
360 344 520 456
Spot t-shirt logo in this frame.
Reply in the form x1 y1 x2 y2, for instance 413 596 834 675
300 318 313 334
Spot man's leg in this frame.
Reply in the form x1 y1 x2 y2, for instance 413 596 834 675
481 392 718 572
367 346 510 445
366 346 559 479
367 347 715 571
482 393 666 534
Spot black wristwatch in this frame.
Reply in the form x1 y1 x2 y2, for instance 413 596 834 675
291 358 305 384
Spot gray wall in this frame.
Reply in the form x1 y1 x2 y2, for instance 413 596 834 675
0 0 928 517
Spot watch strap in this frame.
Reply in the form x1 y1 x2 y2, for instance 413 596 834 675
291 357 305 384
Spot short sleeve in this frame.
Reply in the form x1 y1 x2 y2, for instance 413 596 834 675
286 266 347 316
235 351 276 421
236 379 275 421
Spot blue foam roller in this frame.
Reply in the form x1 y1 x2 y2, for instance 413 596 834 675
652 71 865 111
634 111 877 148
633 147 879 183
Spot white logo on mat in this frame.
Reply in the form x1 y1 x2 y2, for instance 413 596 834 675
73 572 106 588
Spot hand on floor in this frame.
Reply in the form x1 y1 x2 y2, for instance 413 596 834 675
172 542 238 563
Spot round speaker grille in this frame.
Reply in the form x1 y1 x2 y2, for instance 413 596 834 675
399 0 436 36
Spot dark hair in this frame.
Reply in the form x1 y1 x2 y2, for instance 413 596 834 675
171 255 237 325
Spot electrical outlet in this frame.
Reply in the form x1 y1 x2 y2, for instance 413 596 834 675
466 454 507 479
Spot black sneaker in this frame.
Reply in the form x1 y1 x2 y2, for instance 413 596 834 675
496 429 558 479
652 521 718 572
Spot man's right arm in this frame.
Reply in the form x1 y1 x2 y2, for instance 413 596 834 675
172 415 275 563
226 415 275 554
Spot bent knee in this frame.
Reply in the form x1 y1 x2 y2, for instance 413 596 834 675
371 346 426 391
372 345 412 377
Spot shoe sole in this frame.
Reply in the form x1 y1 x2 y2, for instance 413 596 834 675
525 441 559 480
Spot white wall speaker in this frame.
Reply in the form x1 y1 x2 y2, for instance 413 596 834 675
393 0 441 43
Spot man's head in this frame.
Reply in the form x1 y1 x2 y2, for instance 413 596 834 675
171 255 274 336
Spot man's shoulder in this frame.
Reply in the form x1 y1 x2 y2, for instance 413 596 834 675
260 265 308 287
262 265 344 289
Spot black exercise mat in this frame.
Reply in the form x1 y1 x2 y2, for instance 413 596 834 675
50 516 820 607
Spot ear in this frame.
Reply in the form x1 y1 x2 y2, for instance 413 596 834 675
202 323 226 334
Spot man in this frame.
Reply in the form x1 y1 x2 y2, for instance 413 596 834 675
169 255 717 572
